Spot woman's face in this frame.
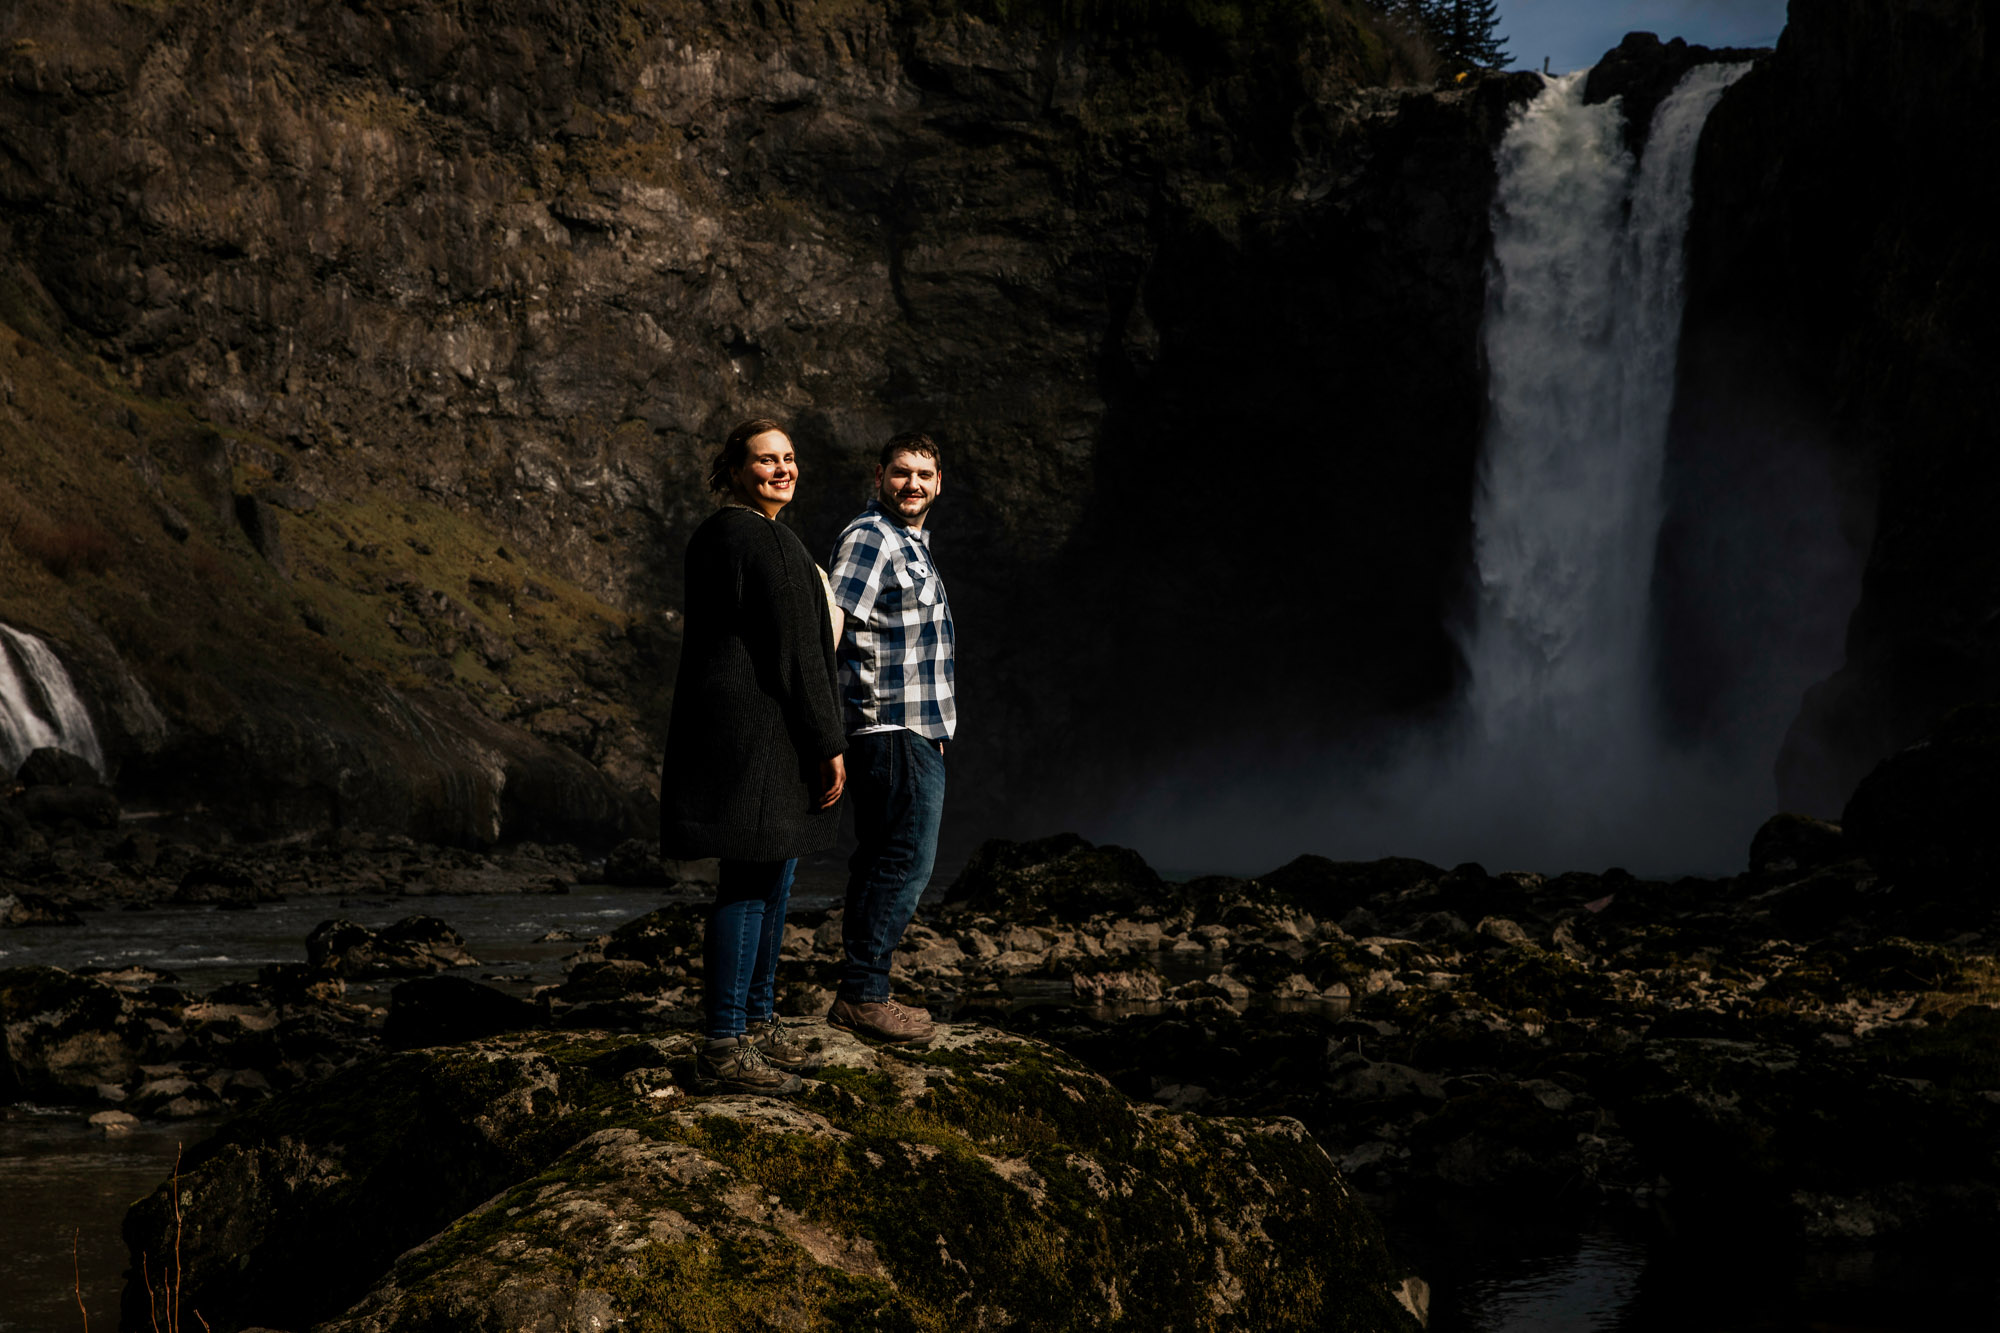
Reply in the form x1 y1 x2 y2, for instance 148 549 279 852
730 430 797 517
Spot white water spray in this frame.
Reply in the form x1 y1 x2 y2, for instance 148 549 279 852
0 624 105 778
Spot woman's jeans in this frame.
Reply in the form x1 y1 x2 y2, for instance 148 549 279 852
840 728 946 1003
704 857 795 1040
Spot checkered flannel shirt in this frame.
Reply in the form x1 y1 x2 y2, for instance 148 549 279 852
828 500 957 741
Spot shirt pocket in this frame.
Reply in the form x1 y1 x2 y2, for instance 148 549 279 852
895 559 940 608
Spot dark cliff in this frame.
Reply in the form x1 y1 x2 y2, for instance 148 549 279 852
0 0 1526 846
1667 0 2000 815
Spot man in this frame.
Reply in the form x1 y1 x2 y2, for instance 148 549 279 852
825 432 955 1044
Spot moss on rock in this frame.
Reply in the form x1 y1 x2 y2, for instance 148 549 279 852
146 1024 1419 1332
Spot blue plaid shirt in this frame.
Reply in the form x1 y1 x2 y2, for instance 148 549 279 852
829 501 957 741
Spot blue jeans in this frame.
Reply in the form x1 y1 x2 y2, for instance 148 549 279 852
704 858 795 1040
839 729 946 1003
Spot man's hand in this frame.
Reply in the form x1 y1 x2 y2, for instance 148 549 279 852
818 754 846 809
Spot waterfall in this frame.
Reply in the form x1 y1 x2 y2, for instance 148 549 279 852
1101 61 1789 876
1452 64 1752 867
0 624 106 779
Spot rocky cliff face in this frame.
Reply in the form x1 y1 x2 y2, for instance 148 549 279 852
0 0 1524 846
1669 0 1999 815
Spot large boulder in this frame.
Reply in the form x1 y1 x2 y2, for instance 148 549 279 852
13 745 100 787
593 838 677 888
0 966 162 1102
0 890 83 927
1747 812 1850 878
126 1026 1422 1333
306 916 479 977
940 834 1166 924
173 857 282 908
1251 855 1449 923
16 782 120 830
1842 705 2000 879
382 975 544 1051
599 903 707 969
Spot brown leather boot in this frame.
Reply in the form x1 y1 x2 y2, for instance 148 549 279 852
695 1037 802 1096
827 996 936 1045
744 1016 825 1074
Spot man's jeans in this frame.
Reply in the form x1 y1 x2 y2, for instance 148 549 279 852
839 729 946 1003
705 858 795 1040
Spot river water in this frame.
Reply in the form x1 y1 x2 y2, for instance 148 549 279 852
1 883 720 1332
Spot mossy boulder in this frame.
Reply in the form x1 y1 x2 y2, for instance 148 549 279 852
1 964 162 1101
305 915 479 976
940 835 1168 925
127 1025 1421 1332
601 903 708 969
1746 812 1849 878
1251 855 1446 923
124 1031 703 1332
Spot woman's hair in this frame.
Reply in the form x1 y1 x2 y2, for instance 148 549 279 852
707 418 787 494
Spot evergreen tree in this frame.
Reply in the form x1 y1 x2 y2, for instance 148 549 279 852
1431 0 1510 70
1368 0 1510 72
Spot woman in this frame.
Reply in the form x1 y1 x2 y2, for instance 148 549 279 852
660 418 846 1095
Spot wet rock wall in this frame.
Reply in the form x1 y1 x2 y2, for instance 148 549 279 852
1667 0 2000 814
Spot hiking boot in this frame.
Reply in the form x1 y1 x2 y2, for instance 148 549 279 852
744 1016 824 1074
827 996 936 1045
695 1037 802 1096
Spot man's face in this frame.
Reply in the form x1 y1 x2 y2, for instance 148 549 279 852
875 449 942 525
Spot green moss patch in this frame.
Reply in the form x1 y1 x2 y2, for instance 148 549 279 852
270 1027 1417 1331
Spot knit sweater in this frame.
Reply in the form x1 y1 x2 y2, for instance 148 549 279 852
659 507 845 861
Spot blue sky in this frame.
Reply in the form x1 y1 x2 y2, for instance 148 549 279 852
1497 0 1790 74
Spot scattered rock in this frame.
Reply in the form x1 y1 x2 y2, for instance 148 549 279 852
173 858 281 908
1071 968 1165 1003
0 966 158 1102
594 838 676 887
256 963 346 1007
306 916 478 976
0 890 84 927
383 975 545 1050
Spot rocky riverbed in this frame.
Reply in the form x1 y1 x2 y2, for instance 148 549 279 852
8 716 2000 1327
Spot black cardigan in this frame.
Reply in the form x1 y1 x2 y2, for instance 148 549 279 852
659 507 846 861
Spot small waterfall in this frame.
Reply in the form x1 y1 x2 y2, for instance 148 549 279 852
0 624 106 779
1453 63 1752 866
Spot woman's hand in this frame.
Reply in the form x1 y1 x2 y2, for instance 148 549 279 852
818 753 846 809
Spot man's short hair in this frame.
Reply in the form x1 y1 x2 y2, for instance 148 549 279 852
880 431 941 470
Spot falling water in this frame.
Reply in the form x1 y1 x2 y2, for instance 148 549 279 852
0 624 105 778
1105 61 1785 875
1453 63 1753 867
